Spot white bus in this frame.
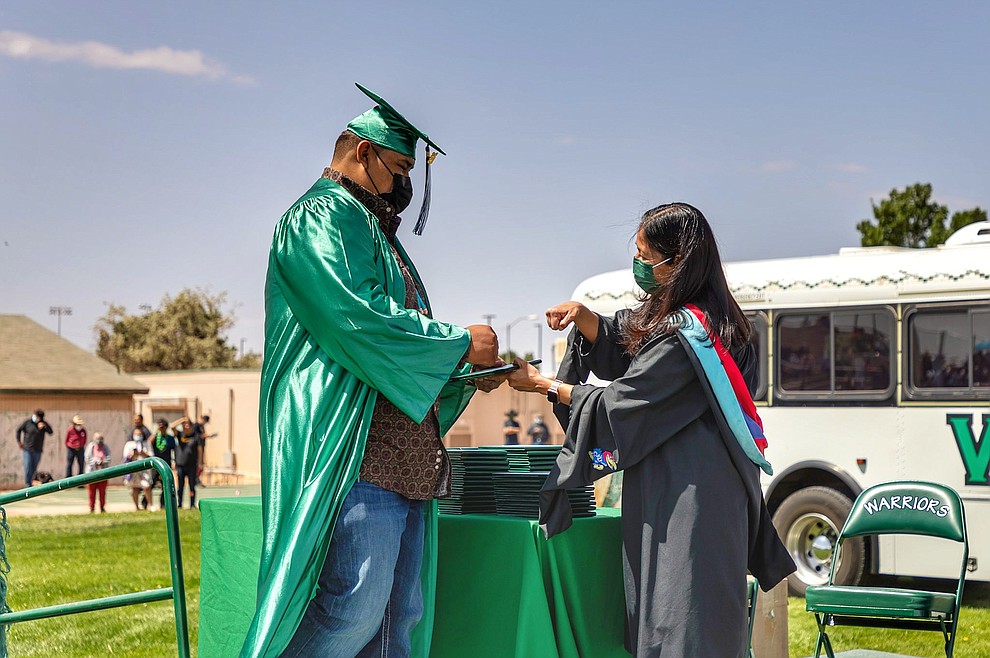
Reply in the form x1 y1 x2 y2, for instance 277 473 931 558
571 221 990 595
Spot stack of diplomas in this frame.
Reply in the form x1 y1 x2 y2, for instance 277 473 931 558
441 446 596 518
438 448 509 514
497 445 596 519
501 445 564 472
491 471 596 519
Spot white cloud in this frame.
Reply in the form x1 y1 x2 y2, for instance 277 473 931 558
0 30 254 84
758 160 797 174
833 162 868 174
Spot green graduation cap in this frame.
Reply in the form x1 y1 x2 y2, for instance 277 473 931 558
347 83 445 158
346 83 444 234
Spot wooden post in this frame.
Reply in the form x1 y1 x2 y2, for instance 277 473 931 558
751 579 788 657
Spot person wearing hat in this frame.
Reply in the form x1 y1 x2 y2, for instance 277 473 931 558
503 409 521 445
15 409 53 488
65 414 88 478
243 83 502 657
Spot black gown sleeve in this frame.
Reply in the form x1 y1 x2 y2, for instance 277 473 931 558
540 334 711 536
572 310 633 382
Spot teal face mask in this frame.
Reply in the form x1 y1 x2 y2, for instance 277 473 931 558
632 256 671 294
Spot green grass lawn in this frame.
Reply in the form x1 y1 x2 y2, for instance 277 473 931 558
788 576 990 658
1 511 989 657
2 511 201 658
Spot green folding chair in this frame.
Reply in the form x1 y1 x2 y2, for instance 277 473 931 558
746 575 758 658
805 481 967 658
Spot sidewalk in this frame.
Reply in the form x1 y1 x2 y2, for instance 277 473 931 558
0 482 262 516
809 649 924 658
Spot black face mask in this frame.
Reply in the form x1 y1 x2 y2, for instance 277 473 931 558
380 173 413 214
366 147 413 214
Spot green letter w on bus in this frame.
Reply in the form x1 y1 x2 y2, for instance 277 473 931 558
948 414 990 486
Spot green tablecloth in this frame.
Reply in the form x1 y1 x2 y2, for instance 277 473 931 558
199 498 627 658
199 497 264 657
431 509 627 658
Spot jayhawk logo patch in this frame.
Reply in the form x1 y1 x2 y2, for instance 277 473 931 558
589 448 618 471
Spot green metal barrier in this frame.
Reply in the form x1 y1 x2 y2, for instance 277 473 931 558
0 457 190 657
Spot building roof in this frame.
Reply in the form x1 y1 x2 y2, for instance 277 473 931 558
0 315 149 394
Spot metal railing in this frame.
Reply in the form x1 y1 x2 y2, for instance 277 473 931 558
0 457 190 657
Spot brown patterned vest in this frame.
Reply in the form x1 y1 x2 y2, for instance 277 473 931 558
322 169 452 500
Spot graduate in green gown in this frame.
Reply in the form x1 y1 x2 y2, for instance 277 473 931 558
241 84 501 658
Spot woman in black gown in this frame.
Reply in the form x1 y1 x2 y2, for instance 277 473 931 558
508 203 794 657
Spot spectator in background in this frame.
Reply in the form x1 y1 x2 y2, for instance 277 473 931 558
65 414 88 478
527 414 549 445
172 417 203 509
196 415 214 438
16 409 52 488
128 413 151 443
194 414 215 487
151 418 176 509
123 428 154 511
503 410 521 445
84 432 112 512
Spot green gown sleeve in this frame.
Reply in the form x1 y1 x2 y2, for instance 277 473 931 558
270 189 470 422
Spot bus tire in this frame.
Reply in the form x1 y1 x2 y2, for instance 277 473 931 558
772 486 865 597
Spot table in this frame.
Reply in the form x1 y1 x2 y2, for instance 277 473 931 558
198 497 264 657
198 498 627 657
202 467 243 486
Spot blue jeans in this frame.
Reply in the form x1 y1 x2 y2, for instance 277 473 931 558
23 450 42 488
280 480 426 658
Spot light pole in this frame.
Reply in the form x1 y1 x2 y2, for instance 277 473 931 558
533 320 544 368
481 314 496 327
49 306 72 336
505 314 538 361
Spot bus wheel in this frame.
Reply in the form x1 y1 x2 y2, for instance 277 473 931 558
772 486 865 597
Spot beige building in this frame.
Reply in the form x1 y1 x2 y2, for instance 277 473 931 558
132 369 261 483
0 315 149 488
132 369 565 483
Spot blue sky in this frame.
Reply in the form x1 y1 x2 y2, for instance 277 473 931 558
2 2 988 363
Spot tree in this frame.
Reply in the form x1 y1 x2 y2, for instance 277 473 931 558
857 183 986 248
499 350 535 363
95 288 257 372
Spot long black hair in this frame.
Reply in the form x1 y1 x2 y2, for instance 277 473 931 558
622 202 751 355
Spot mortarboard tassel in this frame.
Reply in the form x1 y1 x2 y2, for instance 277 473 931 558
413 146 438 236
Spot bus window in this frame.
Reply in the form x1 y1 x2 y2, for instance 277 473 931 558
778 313 830 392
973 312 989 388
833 312 893 391
776 308 895 399
745 312 768 401
910 311 971 389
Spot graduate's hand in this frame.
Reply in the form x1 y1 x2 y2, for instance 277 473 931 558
507 358 549 393
546 302 598 343
465 324 499 366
